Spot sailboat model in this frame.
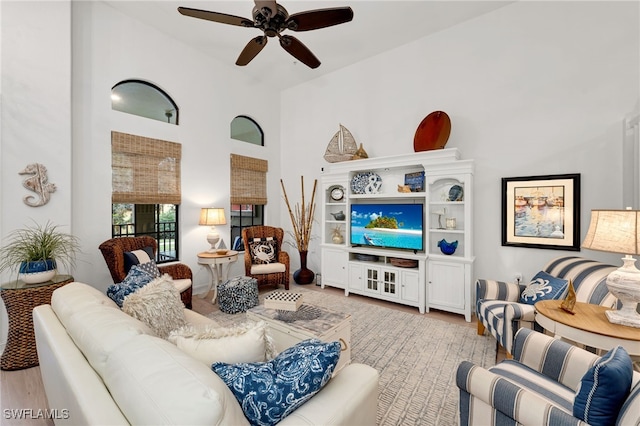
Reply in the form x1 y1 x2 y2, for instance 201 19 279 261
324 124 358 163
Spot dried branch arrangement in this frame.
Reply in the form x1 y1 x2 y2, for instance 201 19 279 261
280 176 318 252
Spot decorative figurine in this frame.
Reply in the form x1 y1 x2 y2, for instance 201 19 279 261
19 163 57 207
332 226 344 244
560 279 576 314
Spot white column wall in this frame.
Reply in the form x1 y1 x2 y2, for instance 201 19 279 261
280 1 639 282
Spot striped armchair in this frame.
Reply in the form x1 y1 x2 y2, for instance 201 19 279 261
476 256 618 356
457 328 640 426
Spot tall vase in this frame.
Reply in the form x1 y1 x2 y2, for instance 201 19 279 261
293 250 315 285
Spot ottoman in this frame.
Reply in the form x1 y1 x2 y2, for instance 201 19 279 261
217 276 259 314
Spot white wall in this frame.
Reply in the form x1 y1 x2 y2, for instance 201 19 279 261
0 1 281 348
279 1 639 282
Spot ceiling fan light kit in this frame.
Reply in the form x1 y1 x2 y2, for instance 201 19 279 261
178 1 353 69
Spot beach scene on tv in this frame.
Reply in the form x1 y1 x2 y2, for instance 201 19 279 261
350 204 424 251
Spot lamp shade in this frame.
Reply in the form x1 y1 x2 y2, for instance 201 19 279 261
199 208 226 226
581 209 640 255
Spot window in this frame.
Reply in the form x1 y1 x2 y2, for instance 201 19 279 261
112 204 179 263
230 115 263 146
111 80 179 125
230 154 268 251
111 131 182 262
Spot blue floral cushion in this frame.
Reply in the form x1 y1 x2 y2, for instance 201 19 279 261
106 265 154 307
212 339 340 426
574 346 633 426
520 271 568 305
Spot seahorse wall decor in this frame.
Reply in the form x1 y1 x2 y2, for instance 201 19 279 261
18 163 57 207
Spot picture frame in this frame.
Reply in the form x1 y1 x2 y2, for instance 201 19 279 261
501 173 580 250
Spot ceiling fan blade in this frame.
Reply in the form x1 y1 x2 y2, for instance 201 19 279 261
279 35 320 69
287 7 354 32
236 36 268 66
178 7 253 27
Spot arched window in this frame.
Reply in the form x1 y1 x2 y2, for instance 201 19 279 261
111 80 179 125
231 115 264 146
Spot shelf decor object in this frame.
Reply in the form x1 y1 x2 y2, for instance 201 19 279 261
581 209 640 328
351 172 382 194
280 177 318 284
413 111 451 152
324 124 358 163
199 207 227 252
502 173 580 250
438 239 458 255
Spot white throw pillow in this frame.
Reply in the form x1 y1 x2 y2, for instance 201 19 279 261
122 274 187 339
168 320 276 366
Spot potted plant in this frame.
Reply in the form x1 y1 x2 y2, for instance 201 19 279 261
0 221 80 284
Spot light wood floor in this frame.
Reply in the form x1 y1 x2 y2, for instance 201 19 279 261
0 282 502 426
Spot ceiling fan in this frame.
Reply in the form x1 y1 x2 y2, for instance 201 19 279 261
177 1 354 69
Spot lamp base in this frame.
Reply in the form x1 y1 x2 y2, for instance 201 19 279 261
605 255 640 328
605 310 640 328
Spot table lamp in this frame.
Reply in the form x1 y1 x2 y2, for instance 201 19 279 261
199 207 226 252
581 208 640 328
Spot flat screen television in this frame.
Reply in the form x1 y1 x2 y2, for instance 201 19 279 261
350 203 424 251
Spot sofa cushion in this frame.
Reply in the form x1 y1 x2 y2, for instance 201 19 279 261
168 320 276 365
53 288 155 377
520 271 568 305
107 265 155 307
574 346 633 426
122 275 187 339
212 339 340 426
102 334 249 426
249 237 278 264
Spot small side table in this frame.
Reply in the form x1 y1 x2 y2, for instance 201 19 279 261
1 274 74 370
535 299 640 357
197 251 238 303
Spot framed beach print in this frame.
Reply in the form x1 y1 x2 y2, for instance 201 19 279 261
501 173 580 250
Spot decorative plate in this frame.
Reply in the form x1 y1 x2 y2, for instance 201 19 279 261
351 172 382 194
413 111 451 152
448 184 463 201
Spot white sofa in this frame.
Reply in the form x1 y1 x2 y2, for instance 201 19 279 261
33 282 379 425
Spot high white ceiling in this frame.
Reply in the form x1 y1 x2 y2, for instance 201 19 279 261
104 0 513 91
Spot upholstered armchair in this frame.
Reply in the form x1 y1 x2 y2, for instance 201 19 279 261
457 328 640 426
98 236 193 309
475 256 617 357
242 226 290 290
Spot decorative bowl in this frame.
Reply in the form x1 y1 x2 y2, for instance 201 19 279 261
216 249 229 255
437 239 458 255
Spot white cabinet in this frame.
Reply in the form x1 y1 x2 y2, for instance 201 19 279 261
321 247 347 289
319 149 473 320
346 253 425 313
427 259 473 321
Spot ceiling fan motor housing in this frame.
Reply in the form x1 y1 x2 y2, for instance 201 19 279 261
253 4 289 37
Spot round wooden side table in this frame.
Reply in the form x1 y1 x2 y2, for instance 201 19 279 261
535 299 640 357
197 251 238 303
1 274 74 370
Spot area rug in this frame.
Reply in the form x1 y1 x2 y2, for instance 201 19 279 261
206 288 496 426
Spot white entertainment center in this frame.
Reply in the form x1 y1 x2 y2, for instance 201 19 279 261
320 148 475 321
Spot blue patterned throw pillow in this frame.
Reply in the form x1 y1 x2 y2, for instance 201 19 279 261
212 339 340 426
106 265 154 307
136 258 160 278
520 271 568 305
574 346 633 426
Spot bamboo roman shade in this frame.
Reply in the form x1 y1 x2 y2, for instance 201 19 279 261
230 154 268 205
111 131 182 204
